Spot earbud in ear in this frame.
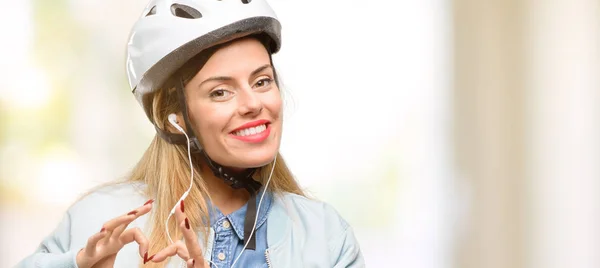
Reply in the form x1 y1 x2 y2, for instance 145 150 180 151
168 113 185 134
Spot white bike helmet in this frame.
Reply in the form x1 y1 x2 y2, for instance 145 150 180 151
126 0 282 120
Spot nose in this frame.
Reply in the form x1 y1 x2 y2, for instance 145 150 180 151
237 86 262 116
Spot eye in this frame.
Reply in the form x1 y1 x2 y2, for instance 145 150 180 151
253 77 273 89
209 89 233 100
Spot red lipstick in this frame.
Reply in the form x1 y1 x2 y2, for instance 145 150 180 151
230 120 271 143
231 120 270 132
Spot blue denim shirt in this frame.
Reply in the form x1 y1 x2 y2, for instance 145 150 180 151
208 189 272 268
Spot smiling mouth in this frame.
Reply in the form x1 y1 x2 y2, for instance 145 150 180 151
232 124 269 137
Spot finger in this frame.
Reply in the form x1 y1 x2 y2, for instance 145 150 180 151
187 258 195 268
109 216 136 242
103 199 154 231
187 258 210 268
101 214 136 234
83 229 108 256
174 200 203 259
150 240 190 263
110 200 154 240
119 227 149 259
178 216 203 260
174 200 185 223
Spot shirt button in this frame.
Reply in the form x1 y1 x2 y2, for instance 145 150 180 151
222 220 231 229
218 252 226 261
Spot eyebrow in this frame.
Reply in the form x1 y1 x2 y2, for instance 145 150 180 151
198 64 273 88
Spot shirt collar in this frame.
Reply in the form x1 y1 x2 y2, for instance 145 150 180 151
209 189 273 241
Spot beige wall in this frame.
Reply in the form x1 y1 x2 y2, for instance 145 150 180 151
453 1 527 267
453 0 600 268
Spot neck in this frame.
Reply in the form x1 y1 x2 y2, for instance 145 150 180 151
197 155 251 215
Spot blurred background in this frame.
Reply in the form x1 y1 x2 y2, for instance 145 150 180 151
1 0 598 267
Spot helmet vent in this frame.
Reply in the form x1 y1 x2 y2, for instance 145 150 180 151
145 6 157 16
171 4 202 19
241 0 252 4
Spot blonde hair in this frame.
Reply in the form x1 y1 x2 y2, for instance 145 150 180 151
77 36 303 267
134 80 304 267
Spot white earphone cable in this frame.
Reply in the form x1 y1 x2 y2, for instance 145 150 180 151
166 123 194 245
167 121 222 268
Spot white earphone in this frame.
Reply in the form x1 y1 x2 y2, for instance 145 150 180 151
168 113 185 133
166 113 193 244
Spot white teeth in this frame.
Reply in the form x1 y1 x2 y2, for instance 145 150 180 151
234 124 267 137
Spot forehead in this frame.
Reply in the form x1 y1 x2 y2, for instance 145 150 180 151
196 38 272 78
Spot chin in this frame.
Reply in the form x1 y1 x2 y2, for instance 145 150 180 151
241 154 278 168
229 149 278 169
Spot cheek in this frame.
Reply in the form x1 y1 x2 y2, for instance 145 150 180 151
265 91 283 116
188 103 226 143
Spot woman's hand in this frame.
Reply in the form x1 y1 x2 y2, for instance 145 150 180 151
149 200 211 268
76 199 154 268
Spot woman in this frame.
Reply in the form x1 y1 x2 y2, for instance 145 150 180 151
17 0 364 267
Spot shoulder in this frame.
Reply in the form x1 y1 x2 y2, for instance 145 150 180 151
270 192 352 249
267 192 364 266
69 181 148 216
66 182 150 247
274 192 351 231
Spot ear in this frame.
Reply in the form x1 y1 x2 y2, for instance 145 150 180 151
165 113 187 134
